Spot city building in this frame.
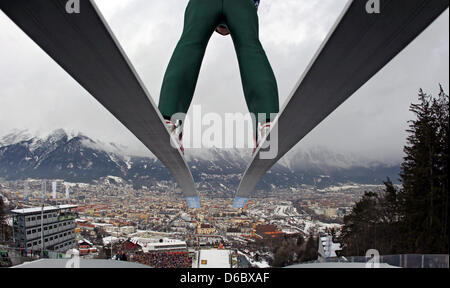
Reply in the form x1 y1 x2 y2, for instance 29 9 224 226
253 224 284 239
11 205 78 253
226 228 241 237
76 219 95 231
130 237 187 252
324 208 338 218
119 226 136 235
78 239 98 256
197 223 216 235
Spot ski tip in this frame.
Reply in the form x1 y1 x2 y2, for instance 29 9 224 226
186 196 201 209
233 197 249 209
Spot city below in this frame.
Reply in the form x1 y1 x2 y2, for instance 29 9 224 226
0 178 384 268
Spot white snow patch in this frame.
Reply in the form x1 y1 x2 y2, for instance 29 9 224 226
106 176 124 183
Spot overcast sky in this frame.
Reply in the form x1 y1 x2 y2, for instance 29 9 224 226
0 0 448 163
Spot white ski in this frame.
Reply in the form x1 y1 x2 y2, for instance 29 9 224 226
233 0 448 208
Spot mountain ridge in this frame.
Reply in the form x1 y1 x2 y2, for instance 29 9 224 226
0 129 401 195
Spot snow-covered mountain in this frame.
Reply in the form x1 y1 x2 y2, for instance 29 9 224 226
0 129 401 196
0 129 33 147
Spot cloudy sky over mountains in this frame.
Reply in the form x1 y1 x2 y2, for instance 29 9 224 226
0 0 448 162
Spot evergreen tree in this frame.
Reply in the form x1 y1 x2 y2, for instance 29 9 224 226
398 87 449 253
296 235 305 247
377 178 402 253
339 191 381 256
339 86 448 256
301 235 318 262
432 85 449 252
272 245 290 267
339 179 404 256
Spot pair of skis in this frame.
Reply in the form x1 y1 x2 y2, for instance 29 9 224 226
1 0 448 209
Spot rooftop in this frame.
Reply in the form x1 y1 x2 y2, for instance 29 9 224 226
12 259 150 268
198 249 231 268
11 205 78 215
286 263 399 268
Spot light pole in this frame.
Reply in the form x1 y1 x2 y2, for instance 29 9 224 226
40 181 46 258
11 215 15 248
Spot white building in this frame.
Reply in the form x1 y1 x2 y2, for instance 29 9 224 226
130 237 187 252
197 249 231 268
119 226 135 235
102 236 120 246
11 205 78 253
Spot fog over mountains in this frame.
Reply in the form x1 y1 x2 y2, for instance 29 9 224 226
0 129 401 195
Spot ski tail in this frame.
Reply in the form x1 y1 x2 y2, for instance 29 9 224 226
186 196 201 209
233 197 249 209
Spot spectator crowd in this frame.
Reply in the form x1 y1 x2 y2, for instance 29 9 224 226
130 251 192 268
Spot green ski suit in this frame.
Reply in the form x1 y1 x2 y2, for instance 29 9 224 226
158 0 279 123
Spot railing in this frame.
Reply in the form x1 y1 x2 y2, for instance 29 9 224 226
1 247 75 267
58 215 76 221
316 254 449 268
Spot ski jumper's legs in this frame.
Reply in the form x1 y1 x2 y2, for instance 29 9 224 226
224 0 279 122
159 0 279 123
159 0 221 119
